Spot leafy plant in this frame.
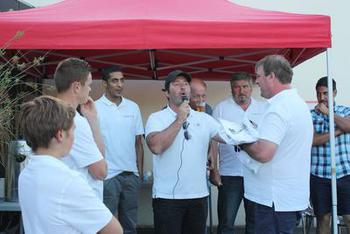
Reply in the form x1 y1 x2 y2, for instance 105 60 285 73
0 31 51 167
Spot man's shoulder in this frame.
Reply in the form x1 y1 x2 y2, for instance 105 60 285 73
123 97 141 109
94 95 105 105
251 98 268 110
147 108 168 119
214 97 233 109
335 104 350 113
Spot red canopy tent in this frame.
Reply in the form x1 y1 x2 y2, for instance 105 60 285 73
0 0 331 81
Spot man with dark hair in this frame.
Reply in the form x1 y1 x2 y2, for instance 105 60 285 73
95 65 144 234
54 57 107 199
145 70 225 234
18 95 122 234
311 76 350 233
240 55 313 233
213 72 267 234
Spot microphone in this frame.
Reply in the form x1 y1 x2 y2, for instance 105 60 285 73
181 95 190 140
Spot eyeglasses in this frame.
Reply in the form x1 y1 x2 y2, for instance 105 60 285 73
183 122 191 140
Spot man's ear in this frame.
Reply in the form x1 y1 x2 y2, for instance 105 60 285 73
334 89 337 98
72 81 81 94
165 90 170 99
102 80 107 89
55 129 64 143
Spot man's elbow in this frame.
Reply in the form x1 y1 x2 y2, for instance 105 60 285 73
255 152 274 163
148 144 162 155
146 138 163 155
89 160 108 180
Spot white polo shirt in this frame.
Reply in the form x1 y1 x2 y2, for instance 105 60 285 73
213 97 268 177
145 107 220 199
244 89 313 211
95 95 144 179
19 155 112 234
61 111 104 199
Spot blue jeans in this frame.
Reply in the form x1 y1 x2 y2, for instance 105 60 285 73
103 172 140 234
245 199 297 234
217 176 244 234
153 197 208 234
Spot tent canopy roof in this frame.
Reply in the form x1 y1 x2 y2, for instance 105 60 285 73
0 0 331 80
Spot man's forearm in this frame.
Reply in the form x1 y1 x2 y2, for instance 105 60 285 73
87 118 105 157
334 115 350 133
241 139 276 163
146 119 183 155
313 129 343 146
136 135 144 179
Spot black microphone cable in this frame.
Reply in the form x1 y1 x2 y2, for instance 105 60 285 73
172 136 186 199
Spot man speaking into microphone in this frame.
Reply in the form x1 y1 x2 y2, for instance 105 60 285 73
145 70 224 234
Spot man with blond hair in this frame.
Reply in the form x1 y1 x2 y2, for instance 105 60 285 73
54 58 107 199
241 55 313 233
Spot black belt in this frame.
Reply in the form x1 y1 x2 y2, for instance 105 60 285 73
120 171 134 176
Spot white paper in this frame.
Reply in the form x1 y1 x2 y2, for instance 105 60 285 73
217 116 258 145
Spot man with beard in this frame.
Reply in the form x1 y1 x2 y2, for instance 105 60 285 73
240 55 313 233
145 70 225 234
213 72 267 234
310 77 350 233
95 65 144 234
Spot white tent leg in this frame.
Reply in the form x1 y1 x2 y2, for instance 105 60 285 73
326 48 338 234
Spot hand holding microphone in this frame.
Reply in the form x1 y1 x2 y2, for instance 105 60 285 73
179 95 191 140
177 96 190 124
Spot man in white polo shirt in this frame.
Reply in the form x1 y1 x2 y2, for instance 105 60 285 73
213 72 267 234
241 55 313 234
19 96 122 234
54 58 107 200
95 65 144 234
145 70 224 234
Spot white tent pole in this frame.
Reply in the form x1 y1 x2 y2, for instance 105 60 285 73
326 48 338 234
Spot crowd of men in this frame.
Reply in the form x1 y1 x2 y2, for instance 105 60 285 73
17 54 350 234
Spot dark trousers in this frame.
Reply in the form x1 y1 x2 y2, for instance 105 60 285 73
153 197 208 234
103 172 139 234
217 176 244 234
245 199 297 234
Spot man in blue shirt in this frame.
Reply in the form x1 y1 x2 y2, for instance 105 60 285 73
311 76 350 233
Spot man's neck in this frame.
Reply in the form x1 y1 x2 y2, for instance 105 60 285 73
105 93 122 106
169 103 181 114
35 148 62 159
270 84 291 98
236 98 251 111
56 93 79 109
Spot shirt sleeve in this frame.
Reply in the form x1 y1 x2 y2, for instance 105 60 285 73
145 113 164 137
70 115 103 168
60 176 112 234
205 114 221 138
259 111 288 145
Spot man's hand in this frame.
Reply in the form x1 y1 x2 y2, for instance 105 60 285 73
80 97 98 121
315 103 329 115
335 128 343 136
176 100 190 124
209 168 222 187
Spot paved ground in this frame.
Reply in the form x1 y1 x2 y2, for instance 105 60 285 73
137 226 318 234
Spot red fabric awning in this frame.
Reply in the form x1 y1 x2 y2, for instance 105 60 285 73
0 0 331 80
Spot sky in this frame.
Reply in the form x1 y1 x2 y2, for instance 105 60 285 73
23 0 62 7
